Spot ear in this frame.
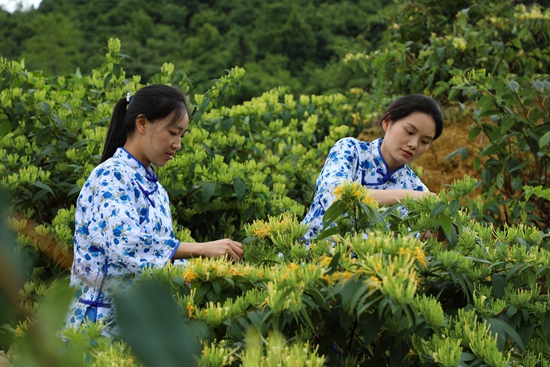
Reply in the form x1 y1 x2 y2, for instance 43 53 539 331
381 118 391 133
135 114 148 135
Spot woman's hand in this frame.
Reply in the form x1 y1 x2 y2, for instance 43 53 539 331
173 239 243 261
370 189 436 205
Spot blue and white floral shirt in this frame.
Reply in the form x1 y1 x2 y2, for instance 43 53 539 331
64 147 179 336
302 137 428 240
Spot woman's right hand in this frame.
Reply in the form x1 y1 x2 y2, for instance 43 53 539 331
173 239 243 261
370 188 436 205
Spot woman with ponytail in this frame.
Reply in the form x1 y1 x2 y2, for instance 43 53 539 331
64 84 242 337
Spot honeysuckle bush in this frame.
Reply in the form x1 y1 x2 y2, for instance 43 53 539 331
76 177 548 366
0 37 358 269
434 69 550 231
0 22 549 367
344 0 550 230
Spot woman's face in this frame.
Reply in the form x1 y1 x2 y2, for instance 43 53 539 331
380 111 436 172
139 111 189 168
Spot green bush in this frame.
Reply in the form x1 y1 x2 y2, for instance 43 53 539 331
1 3 550 363
345 0 550 230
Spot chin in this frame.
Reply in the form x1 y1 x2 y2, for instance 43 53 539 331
152 160 168 168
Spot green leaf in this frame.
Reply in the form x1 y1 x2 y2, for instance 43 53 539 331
341 277 366 313
32 181 55 197
242 206 255 222
321 200 347 231
506 263 522 280
436 215 453 239
201 182 217 203
315 226 340 242
0 120 12 136
212 280 221 297
491 274 506 298
539 131 550 148
449 200 459 216
39 101 51 115
103 73 113 89
233 177 246 200
506 306 518 318
486 317 526 352
115 280 202 367
544 312 550 343
327 251 341 275
430 202 448 217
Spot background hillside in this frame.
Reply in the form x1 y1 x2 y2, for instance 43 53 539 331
0 0 396 103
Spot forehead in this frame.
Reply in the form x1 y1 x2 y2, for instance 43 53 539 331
160 111 189 129
398 112 436 136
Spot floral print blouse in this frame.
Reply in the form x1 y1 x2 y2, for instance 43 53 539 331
302 137 428 241
64 147 180 337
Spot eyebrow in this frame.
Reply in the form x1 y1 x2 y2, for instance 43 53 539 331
172 125 189 133
406 122 434 140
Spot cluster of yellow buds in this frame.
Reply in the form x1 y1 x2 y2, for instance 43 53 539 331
415 295 445 328
333 181 378 209
199 339 238 367
241 331 326 367
412 333 462 367
449 309 510 366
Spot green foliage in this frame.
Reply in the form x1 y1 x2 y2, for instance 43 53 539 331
1 1 550 364
346 0 550 229
118 176 549 366
0 38 358 248
0 0 394 102
346 1 550 96
436 70 550 229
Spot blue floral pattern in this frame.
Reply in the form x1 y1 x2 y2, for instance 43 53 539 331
302 137 428 240
64 147 180 336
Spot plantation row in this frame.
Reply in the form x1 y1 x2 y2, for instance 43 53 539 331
1 1 549 366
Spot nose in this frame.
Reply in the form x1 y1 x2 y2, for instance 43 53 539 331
408 139 417 151
173 138 181 151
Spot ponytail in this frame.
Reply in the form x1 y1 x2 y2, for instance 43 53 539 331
99 84 189 163
101 98 133 163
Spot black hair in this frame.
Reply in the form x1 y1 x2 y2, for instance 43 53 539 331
101 84 189 163
378 94 443 140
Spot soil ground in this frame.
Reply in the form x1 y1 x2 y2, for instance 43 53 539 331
0 351 10 367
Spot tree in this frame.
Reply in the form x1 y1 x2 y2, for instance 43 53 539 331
22 12 84 74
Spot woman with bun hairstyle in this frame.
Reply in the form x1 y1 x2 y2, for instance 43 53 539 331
64 84 243 337
302 94 444 241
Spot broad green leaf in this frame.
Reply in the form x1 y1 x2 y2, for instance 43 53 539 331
491 274 506 298
115 280 202 367
201 182 217 203
32 181 55 196
233 177 246 200
362 312 383 346
430 202 448 217
321 200 346 231
539 131 550 148
486 317 526 352
436 215 453 239
0 120 12 136
39 101 51 115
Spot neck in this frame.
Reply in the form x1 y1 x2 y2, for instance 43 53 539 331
123 139 150 169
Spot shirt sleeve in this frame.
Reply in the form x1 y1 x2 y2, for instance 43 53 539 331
302 138 360 239
88 166 179 273
314 138 360 211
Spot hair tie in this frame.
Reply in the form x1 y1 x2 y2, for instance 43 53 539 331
126 92 132 103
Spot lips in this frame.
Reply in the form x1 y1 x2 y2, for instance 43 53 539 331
402 149 412 158
166 152 175 160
